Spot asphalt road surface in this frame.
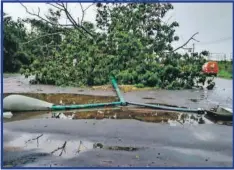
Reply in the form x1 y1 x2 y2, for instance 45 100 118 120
3 119 233 167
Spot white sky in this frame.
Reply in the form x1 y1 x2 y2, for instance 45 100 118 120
3 3 233 59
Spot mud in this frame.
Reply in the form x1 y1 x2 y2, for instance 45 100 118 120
4 106 208 125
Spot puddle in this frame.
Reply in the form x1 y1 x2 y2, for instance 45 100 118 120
3 117 232 167
4 133 94 159
3 132 145 167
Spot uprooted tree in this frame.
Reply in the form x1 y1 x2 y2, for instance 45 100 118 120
5 3 212 89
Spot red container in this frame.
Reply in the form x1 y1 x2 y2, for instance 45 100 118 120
202 61 219 75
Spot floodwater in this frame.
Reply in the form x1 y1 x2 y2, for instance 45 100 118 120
2 74 233 167
3 74 233 110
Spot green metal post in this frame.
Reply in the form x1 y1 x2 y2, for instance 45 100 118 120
110 77 126 105
51 101 122 111
127 102 204 114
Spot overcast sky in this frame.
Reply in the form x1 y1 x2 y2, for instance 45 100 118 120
3 3 233 59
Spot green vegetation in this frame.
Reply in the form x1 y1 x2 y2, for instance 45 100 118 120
218 61 233 79
4 3 213 89
3 13 29 73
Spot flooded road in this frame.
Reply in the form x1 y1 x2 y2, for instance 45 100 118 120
2 74 233 167
3 74 233 110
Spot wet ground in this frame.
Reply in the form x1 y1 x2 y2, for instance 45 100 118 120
2 74 233 167
3 119 233 167
3 74 233 110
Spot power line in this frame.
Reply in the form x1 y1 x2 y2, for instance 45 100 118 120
197 37 232 45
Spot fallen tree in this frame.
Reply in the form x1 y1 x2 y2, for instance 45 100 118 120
5 3 212 89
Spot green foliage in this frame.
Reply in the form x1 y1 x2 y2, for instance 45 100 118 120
135 83 145 88
200 50 209 56
3 13 29 72
4 3 213 89
218 61 233 79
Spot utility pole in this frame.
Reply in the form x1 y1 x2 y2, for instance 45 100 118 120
192 43 195 53
182 43 196 56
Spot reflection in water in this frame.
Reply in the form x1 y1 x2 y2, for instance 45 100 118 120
4 133 94 159
3 132 146 167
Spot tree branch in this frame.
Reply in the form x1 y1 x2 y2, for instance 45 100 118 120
21 32 63 45
21 3 93 38
76 140 85 153
21 3 69 28
25 134 43 147
59 3 78 27
172 32 199 52
51 141 67 156
84 3 94 11
79 3 94 24
79 3 85 24
21 3 54 26
58 2 93 37
48 3 63 10
166 15 173 24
